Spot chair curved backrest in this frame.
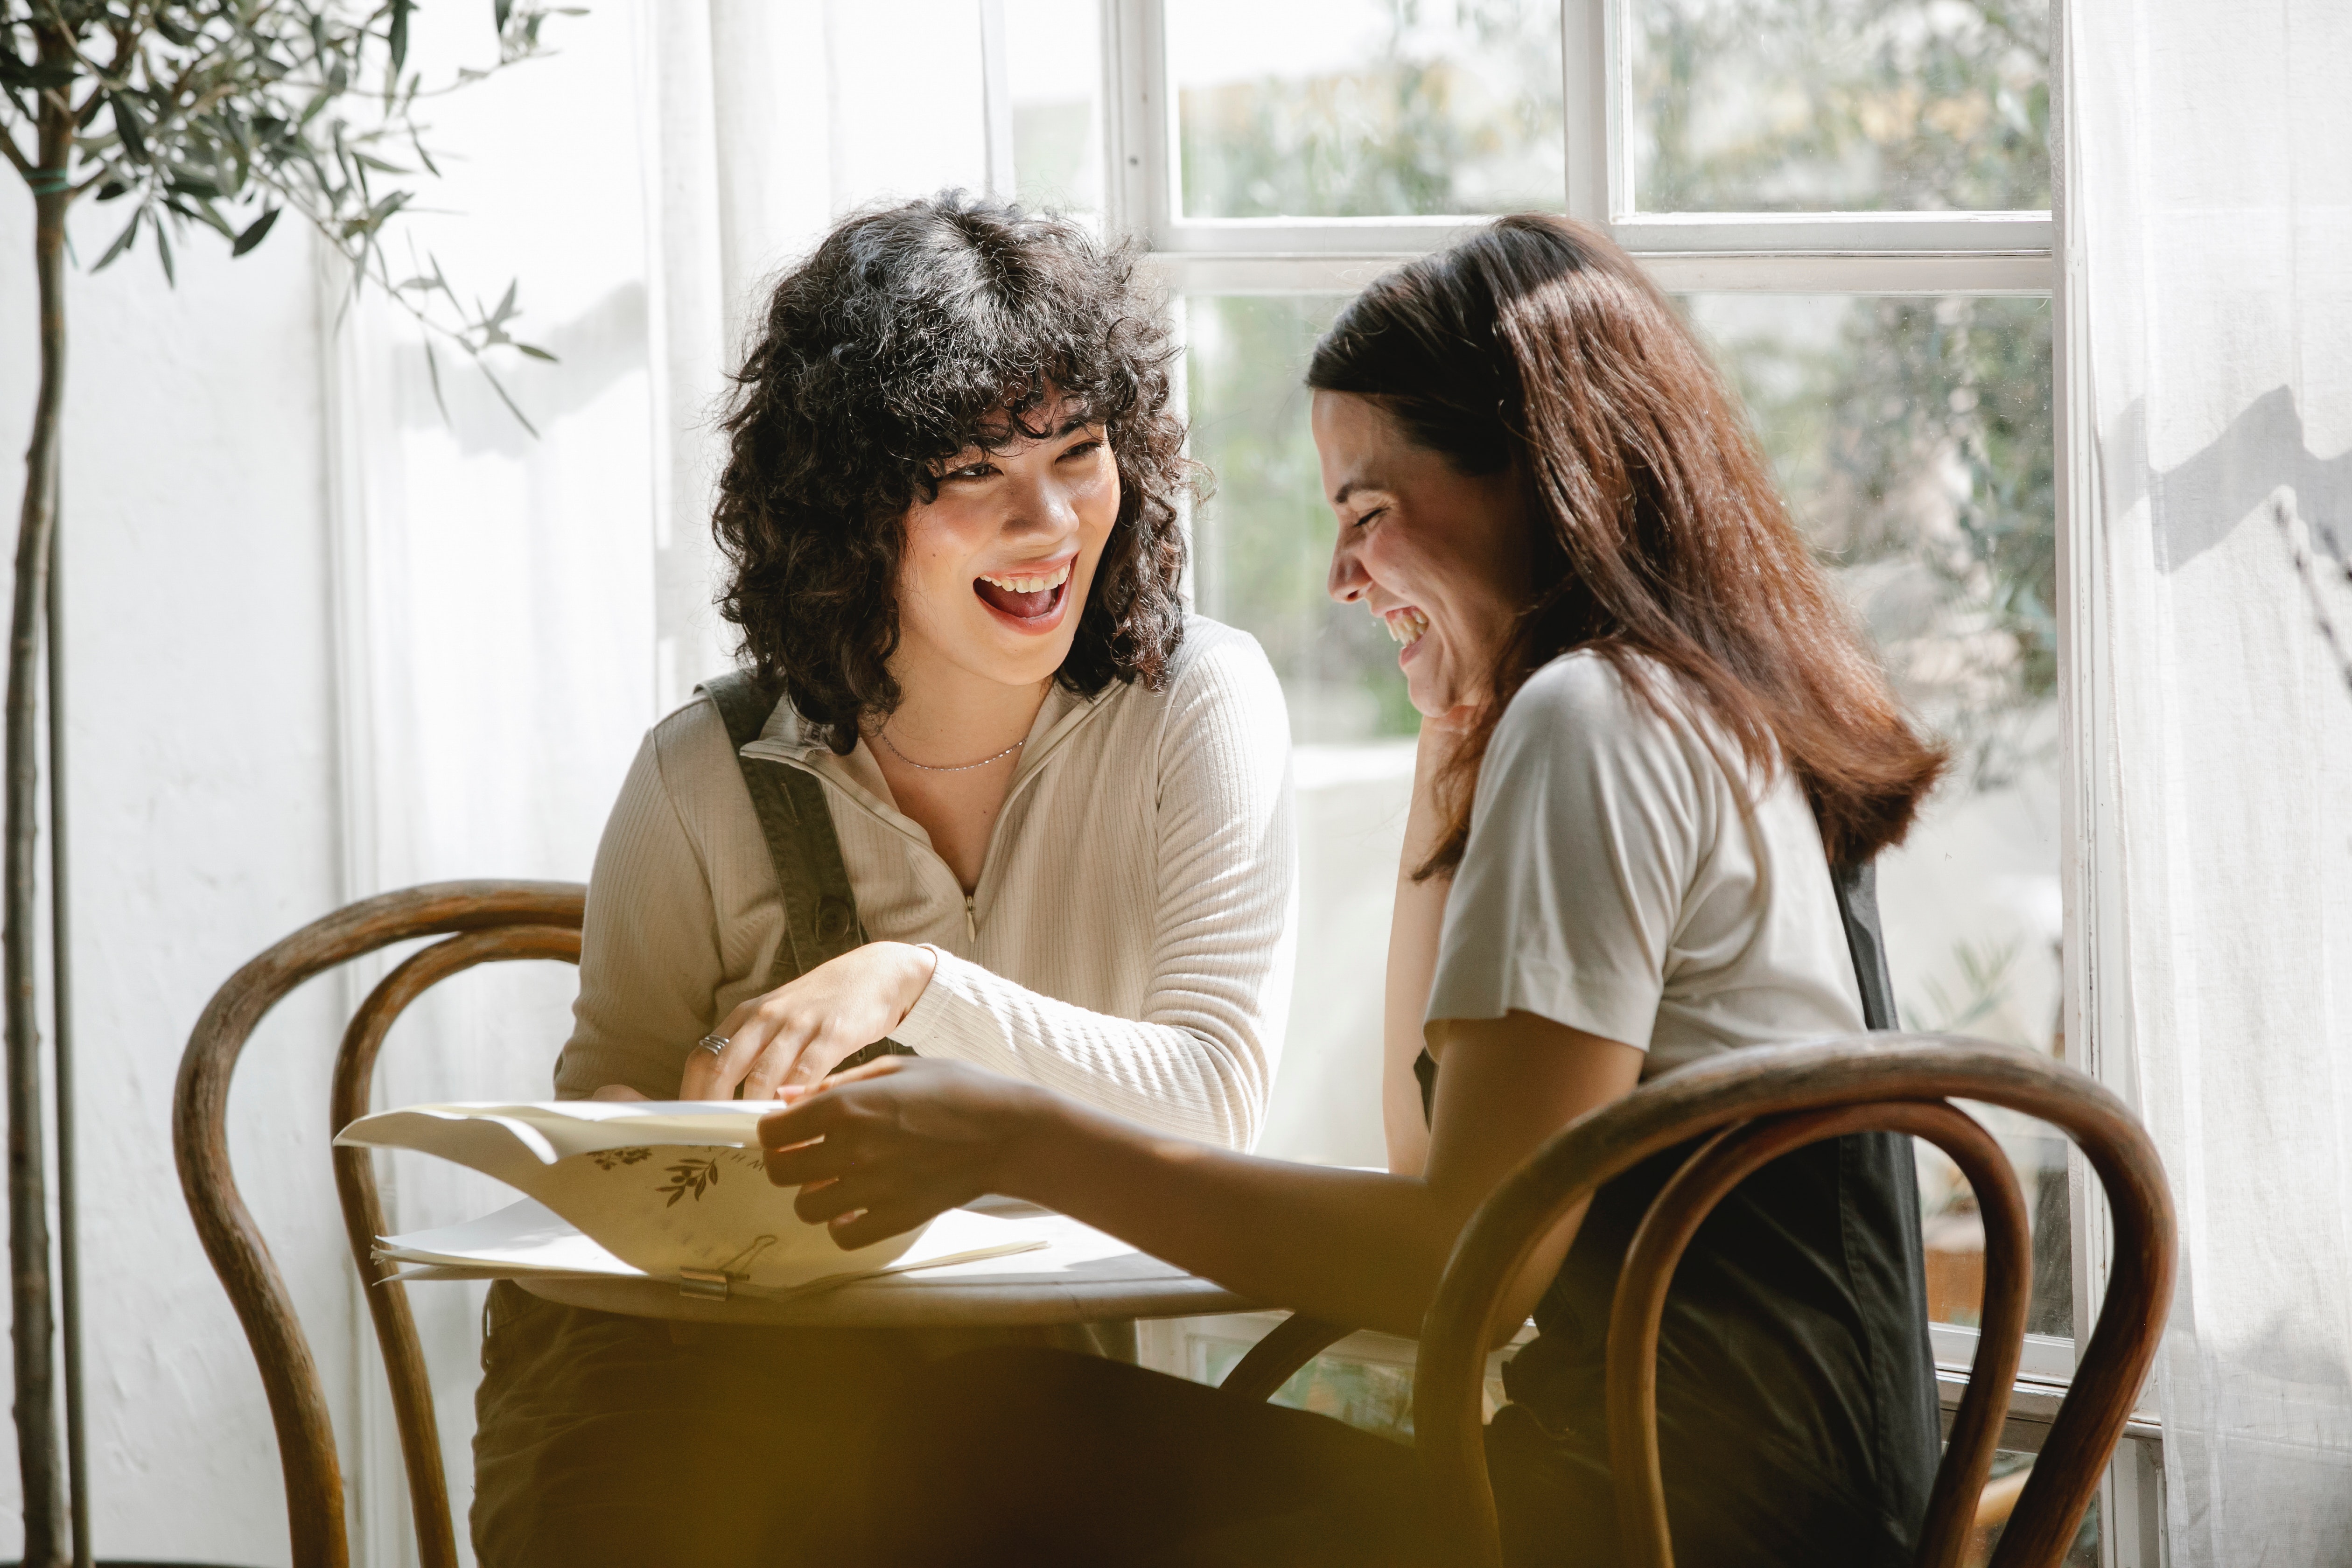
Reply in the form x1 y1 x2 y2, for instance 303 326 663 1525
1413 1033 2175 1568
173 881 586 1568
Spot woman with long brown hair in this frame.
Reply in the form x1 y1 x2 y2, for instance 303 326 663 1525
763 214 1950 1567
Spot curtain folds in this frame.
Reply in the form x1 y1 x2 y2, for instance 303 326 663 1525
2069 1 2352 1561
331 7 998 1556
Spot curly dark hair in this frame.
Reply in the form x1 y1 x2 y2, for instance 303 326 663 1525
712 191 1191 754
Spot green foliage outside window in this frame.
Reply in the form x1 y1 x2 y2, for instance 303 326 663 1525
1632 0 2051 214
1176 0 1563 220
1701 293 2057 788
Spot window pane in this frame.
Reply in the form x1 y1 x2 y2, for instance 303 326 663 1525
1168 0 1564 220
1186 293 1410 1169
1980 1452 2101 1564
1005 0 1103 218
1186 295 1411 746
1686 292 2067 1333
1631 0 2052 213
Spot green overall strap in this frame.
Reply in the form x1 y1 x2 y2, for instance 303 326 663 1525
699 670 911 1067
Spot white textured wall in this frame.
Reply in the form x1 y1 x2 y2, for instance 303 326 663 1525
0 9 662 1563
0 179 349 1563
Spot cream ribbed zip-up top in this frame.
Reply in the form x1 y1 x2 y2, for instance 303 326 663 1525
553 617 1298 1150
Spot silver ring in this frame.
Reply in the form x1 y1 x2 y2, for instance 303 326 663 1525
693 1034 730 1058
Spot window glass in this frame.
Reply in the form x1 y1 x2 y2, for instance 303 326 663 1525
1979 1452 2100 1564
1187 295 1407 747
1187 293 1406 1167
1630 0 2051 213
1167 0 1565 220
1178 1321 1520 1438
1005 0 1104 219
1687 291 2066 1334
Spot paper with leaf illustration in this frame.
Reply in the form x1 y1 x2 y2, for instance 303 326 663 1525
337 1100 1042 1295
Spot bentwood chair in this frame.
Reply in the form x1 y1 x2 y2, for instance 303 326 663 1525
175 882 586 1568
1216 1035 2175 1568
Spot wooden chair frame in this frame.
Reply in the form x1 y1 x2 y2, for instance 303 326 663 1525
1222 1034 2174 1568
174 881 585 1568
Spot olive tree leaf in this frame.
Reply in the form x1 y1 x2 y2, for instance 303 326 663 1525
423 337 450 423
5 0 586 433
110 96 148 163
230 205 280 257
92 209 141 271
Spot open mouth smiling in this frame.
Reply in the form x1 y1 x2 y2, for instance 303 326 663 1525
974 556 1075 628
1380 605 1429 651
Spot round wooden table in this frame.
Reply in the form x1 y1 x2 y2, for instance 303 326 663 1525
516 1200 1255 1329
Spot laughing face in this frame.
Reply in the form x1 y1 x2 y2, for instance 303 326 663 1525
895 392 1120 692
1313 391 1531 720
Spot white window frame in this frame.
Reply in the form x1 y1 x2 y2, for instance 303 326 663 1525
1102 0 2150 1559
1103 0 2053 294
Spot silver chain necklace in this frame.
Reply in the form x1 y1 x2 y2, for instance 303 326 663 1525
873 722 1025 773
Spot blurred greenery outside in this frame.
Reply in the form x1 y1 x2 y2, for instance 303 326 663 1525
1632 0 2051 212
1173 0 1565 219
1201 1338 1420 1439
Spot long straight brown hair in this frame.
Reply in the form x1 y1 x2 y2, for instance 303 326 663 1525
1308 215 1946 873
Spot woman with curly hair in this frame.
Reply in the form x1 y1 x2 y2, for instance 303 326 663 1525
468 192 1295 1566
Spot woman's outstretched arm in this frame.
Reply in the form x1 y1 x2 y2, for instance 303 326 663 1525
762 1012 1640 1340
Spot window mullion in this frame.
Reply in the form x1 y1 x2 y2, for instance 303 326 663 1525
1150 250 2051 296
1100 0 1159 243
1562 0 1610 226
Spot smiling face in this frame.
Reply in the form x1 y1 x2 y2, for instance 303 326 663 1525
893 392 1121 694
1314 391 1531 720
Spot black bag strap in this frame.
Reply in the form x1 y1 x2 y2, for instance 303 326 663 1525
1827 858 1899 1031
698 671 911 1069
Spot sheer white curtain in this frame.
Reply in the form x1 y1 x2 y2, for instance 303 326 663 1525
323 10 660 1558
330 5 996 1560
2068 1 2352 1560
640 0 994 713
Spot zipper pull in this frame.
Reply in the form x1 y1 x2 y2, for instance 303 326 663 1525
964 894 977 942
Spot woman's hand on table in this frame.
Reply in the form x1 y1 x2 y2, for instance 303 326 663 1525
678 941 940 1101
758 1057 1050 1249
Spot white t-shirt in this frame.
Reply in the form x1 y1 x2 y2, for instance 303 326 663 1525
1425 650 1864 1078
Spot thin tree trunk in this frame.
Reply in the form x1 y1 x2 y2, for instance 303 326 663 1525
8 91 72 1567
49 526 88 1568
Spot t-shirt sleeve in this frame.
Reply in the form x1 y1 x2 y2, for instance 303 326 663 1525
1423 655 1708 1053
